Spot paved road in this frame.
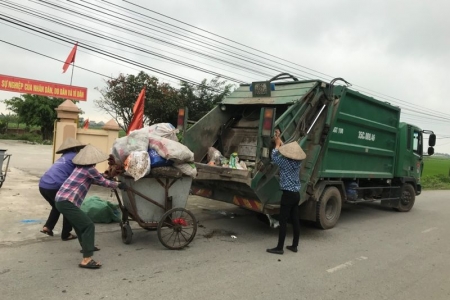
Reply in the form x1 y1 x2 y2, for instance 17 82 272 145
1 140 449 300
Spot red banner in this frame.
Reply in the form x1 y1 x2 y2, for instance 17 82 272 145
0 74 87 101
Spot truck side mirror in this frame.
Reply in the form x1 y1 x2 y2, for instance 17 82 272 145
428 147 434 156
429 134 436 147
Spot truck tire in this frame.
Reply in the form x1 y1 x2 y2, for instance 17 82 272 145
394 183 415 212
316 186 342 229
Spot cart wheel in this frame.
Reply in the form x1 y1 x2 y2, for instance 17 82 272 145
158 207 197 250
121 223 133 244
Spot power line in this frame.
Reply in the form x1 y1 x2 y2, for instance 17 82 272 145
26 0 272 81
2 0 450 127
0 8 246 85
0 39 110 78
40 0 268 79
121 0 450 120
0 13 224 88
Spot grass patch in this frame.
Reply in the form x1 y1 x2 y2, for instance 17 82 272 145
423 157 450 176
422 174 450 190
7 124 40 130
422 156 450 189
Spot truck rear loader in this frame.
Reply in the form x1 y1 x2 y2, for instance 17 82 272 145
178 73 436 229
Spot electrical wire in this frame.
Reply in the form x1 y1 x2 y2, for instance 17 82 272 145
1 0 450 130
121 0 450 120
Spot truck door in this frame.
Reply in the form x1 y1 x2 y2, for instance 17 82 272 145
411 128 423 179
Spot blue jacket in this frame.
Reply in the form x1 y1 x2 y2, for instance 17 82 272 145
39 152 77 190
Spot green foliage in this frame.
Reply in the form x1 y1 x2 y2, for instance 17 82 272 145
422 157 450 176
178 77 234 121
422 157 450 189
0 120 6 134
95 71 235 132
421 174 450 190
95 71 180 131
2 95 65 140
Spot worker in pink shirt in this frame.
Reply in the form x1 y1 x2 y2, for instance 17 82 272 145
55 144 127 269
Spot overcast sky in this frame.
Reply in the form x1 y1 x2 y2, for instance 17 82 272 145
0 0 449 153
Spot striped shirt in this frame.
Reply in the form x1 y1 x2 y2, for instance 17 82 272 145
272 149 302 192
55 166 118 207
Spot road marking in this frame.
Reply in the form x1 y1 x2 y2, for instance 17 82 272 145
327 256 368 273
422 227 438 233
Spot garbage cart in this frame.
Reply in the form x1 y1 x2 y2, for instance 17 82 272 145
114 166 197 250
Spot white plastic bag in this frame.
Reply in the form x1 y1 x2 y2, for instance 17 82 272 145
111 136 129 163
123 151 151 181
127 128 150 152
111 128 149 164
148 135 194 163
148 123 179 141
174 162 197 178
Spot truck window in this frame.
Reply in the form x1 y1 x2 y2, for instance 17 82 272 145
413 131 422 155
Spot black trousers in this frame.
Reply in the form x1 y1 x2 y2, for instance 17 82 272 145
277 190 300 249
39 187 73 239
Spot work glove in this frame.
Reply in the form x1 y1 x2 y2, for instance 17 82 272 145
117 182 128 191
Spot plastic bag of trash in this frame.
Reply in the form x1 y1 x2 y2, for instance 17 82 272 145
148 149 173 168
207 147 223 165
127 129 150 153
174 162 197 178
123 151 151 180
148 123 179 142
148 135 194 163
111 136 129 163
81 196 121 223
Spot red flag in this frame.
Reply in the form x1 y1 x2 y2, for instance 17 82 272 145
63 43 78 73
127 87 146 135
83 118 89 129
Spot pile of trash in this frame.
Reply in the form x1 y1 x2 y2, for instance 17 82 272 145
109 123 197 180
207 147 248 170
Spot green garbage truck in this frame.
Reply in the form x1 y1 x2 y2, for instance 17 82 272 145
178 73 436 229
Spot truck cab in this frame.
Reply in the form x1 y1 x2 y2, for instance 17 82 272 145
396 124 436 195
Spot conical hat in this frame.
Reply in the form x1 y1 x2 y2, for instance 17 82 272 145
279 142 306 160
72 144 109 165
56 137 85 154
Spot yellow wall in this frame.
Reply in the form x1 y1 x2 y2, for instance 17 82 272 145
53 100 119 173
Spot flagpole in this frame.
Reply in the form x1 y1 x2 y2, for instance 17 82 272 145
70 61 75 85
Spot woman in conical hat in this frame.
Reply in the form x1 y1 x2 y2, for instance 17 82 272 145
266 129 305 255
55 144 127 269
39 137 85 240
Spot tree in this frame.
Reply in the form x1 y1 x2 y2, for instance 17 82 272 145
178 77 235 121
3 94 65 140
95 71 181 131
0 113 19 134
96 71 235 132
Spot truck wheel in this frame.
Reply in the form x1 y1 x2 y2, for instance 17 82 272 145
316 186 342 229
394 184 415 212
